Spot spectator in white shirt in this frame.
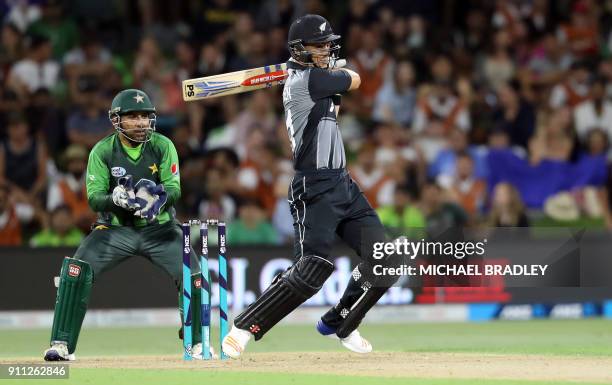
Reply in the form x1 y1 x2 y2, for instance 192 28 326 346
7 34 59 96
573 77 612 143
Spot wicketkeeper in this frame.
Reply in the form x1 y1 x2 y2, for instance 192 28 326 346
222 15 400 357
44 89 212 361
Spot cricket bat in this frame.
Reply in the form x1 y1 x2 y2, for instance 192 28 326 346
182 63 288 101
182 59 346 101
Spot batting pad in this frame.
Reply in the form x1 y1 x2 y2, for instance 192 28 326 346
50 258 93 354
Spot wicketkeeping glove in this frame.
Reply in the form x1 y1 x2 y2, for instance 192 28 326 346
133 179 168 222
112 175 140 211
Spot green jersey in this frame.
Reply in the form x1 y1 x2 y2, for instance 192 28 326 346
86 132 181 227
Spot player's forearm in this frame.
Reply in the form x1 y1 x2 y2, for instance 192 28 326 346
165 186 181 207
88 191 123 214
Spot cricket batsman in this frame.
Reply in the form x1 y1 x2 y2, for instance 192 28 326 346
43 89 211 360
222 14 399 357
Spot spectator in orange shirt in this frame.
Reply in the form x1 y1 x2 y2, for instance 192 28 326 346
556 0 599 58
46 145 96 233
351 28 393 115
0 182 35 246
439 152 486 217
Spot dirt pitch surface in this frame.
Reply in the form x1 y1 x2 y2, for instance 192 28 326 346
8 352 612 383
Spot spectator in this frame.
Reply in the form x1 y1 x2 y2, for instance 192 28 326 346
535 107 574 161
350 142 390 209
430 54 454 83
376 185 425 237
227 30 270 71
488 182 529 227
0 181 34 246
27 0 79 59
63 30 113 103
351 27 393 115
192 0 244 44
0 113 47 199
65 79 112 148
174 39 198 82
413 79 470 161
493 80 536 149
198 43 227 76
229 90 279 159
405 15 428 54
527 33 573 88
0 22 23 73
197 168 236 223
372 60 417 126
573 77 612 143
227 199 279 245
7 34 59 96
584 129 609 157
481 29 516 90
549 61 591 109
47 144 96 232
256 0 304 29
132 36 180 128
438 152 487 217
30 205 84 247
413 79 470 135
457 8 488 53
421 180 468 236
429 129 489 182
235 142 278 217
556 0 599 59
4 1 41 33
25 88 66 158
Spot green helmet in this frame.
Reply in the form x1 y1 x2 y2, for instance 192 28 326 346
108 89 156 142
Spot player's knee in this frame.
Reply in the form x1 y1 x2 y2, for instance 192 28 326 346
284 255 334 297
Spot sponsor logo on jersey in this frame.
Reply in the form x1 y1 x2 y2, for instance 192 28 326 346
111 167 127 177
194 278 201 289
68 264 81 277
171 163 179 176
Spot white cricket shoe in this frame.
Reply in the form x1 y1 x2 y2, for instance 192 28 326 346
43 342 76 361
316 320 372 353
221 324 252 358
192 343 219 359
338 329 372 353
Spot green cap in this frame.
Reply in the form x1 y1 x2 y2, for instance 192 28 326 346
108 89 155 116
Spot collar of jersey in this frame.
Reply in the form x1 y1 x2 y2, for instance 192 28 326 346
116 135 144 162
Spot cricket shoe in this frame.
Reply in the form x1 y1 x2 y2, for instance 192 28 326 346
191 343 219 359
316 320 372 354
221 324 252 358
43 343 76 361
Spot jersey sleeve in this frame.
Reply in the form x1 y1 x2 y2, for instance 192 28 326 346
86 142 116 212
308 68 352 100
158 136 181 206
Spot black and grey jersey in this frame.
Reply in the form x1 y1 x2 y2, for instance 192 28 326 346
282 60 352 171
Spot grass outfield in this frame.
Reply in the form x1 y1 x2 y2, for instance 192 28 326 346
1 319 611 384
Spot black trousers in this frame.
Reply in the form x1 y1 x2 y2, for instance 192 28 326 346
289 168 391 330
288 168 386 264
234 168 393 338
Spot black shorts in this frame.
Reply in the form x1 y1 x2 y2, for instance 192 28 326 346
288 169 386 264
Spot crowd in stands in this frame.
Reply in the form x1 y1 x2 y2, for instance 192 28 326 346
1 0 612 247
